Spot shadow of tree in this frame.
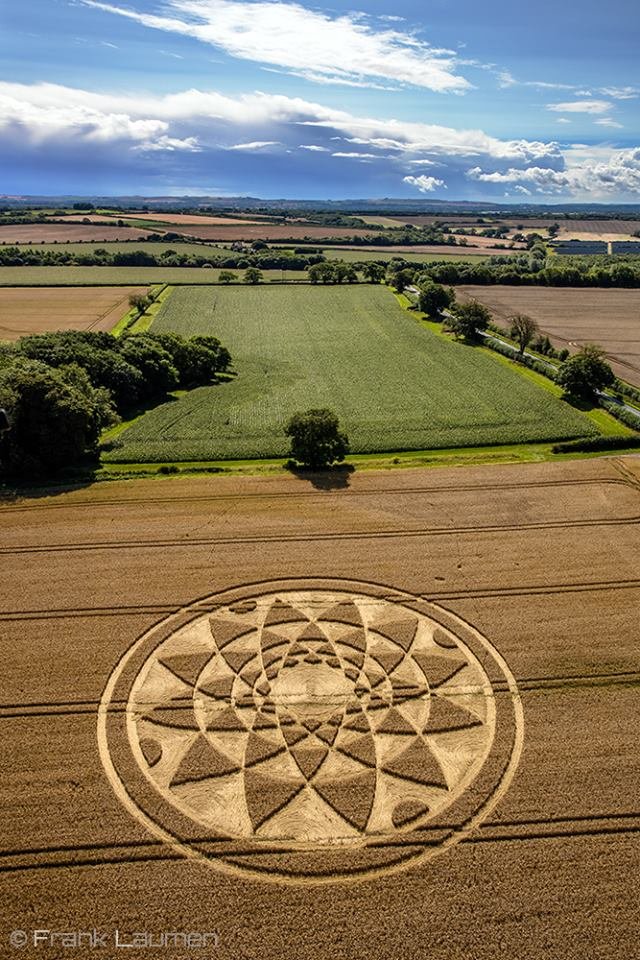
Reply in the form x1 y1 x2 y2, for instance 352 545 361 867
287 462 355 490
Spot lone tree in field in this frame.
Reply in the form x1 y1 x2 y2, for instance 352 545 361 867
510 313 539 358
449 300 491 342
285 408 350 470
218 270 238 284
557 344 615 400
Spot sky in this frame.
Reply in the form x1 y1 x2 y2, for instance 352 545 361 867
0 0 639 200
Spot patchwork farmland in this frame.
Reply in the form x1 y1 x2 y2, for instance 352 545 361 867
0 286 148 339
457 285 640 388
105 284 597 463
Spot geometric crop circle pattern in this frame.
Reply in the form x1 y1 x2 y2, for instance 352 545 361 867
99 579 523 883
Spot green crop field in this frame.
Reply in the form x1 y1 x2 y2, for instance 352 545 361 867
2 241 223 255
322 248 489 263
0 267 308 286
104 285 598 463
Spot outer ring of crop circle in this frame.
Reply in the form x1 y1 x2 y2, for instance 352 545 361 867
98 577 524 885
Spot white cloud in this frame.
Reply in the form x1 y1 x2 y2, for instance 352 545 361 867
547 100 612 114
600 86 638 100
82 0 471 93
467 165 570 194
227 140 280 150
403 175 446 193
594 118 623 129
555 118 571 124
135 134 201 151
3 80 639 200
332 151 380 159
468 147 640 198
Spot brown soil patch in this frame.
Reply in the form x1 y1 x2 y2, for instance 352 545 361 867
0 224 154 243
0 456 638 956
457 285 640 387
0 286 147 339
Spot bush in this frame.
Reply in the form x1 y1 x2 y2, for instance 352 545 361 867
552 435 640 453
599 398 640 431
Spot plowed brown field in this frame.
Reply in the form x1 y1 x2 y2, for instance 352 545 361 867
457 285 640 388
0 456 638 958
0 224 154 243
0 286 147 339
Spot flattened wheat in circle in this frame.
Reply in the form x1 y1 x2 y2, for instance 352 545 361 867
99 579 523 882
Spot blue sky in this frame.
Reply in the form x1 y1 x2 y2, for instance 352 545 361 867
0 0 638 199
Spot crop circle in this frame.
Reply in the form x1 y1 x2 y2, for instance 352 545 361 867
100 579 523 882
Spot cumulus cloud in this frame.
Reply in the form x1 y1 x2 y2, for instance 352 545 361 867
468 147 640 198
2 80 639 199
547 100 612 114
467 165 570 194
82 0 471 93
403 175 446 193
135 134 201 151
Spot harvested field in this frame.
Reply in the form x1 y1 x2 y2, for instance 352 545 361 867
0 267 308 286
384 215 487 227
0 286 147 340
447 234 525 250
1 456 639 958
178 223 381 241
0 224 154 243
457 285 640 388
106 284 597 462
57 213 263 226
553 220 640 241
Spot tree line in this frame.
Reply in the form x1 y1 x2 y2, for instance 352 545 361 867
0 330 231 479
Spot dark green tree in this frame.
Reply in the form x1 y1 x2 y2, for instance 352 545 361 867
362 262 386 283
218 270 238 284
118 336 179 399
418 281 454 320
557 344 615 400
449 300 492 342
0 360 115 477
244 267 263 284
285 408 350 469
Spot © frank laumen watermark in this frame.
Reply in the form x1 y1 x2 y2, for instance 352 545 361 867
8 928 219 950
